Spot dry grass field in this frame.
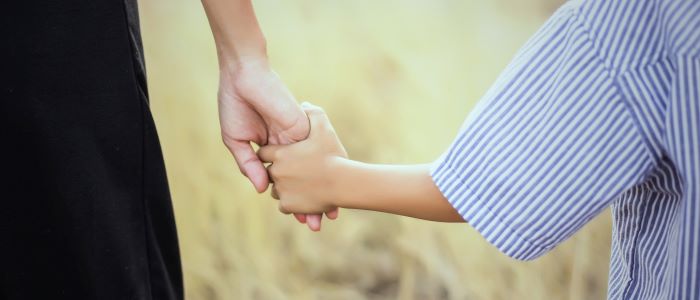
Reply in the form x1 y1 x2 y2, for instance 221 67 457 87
138 0 613 299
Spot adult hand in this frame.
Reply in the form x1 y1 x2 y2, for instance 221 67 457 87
217 59 338 230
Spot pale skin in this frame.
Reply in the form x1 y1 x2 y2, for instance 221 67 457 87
200 0 459 223
259 103 464 223
200 0 338 230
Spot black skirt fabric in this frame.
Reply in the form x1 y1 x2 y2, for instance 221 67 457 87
0 0 183 299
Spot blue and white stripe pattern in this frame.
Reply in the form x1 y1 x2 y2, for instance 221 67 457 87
430 0 699 298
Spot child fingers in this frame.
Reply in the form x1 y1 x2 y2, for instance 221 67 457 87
306 214 322 232
257 144 282 163
325 208 339 220
301 103 332 135
278 202 292 215
270 184 280 200
294 214 307 224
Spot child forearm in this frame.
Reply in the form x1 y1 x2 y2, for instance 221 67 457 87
331 159 464 223
260 104 463 222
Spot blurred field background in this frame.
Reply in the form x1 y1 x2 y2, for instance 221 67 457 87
138 0 613 299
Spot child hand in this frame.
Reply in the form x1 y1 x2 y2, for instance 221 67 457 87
258 102 347 215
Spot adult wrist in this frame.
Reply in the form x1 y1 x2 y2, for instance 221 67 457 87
216 54 274 103
218 50 270 75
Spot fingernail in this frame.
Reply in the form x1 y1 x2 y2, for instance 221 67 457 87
307 215 321 231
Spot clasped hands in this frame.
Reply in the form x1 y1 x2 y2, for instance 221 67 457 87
259 102 347 215
218 60 345 231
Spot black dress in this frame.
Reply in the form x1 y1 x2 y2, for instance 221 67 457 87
0 0 183 299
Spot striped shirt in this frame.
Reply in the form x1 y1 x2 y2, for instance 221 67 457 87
430 0 699 299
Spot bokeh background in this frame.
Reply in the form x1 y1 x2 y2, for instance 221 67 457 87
138 0 613 299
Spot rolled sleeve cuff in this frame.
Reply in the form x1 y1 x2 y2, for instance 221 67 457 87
429 157 551 261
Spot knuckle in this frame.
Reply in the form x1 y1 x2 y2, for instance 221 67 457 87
275 147 288 159
270 163 290 178
315 108 327 116
278 202 291 214
222 137 235 149
267 164 276 174
267 164 281 179
270 184 278 198
307 107 326 116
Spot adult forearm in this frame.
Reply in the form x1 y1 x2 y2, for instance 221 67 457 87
332 160 464 223
201 0 268 67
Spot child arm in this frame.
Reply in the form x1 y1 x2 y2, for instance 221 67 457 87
258 103 463 223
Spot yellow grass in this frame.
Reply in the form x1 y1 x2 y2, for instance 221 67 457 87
139 1 612 299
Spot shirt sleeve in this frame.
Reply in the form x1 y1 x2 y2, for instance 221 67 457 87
430 4 654 260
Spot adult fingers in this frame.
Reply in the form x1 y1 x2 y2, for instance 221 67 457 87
226 139 269 193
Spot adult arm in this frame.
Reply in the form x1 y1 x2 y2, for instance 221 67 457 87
201 0 337 230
